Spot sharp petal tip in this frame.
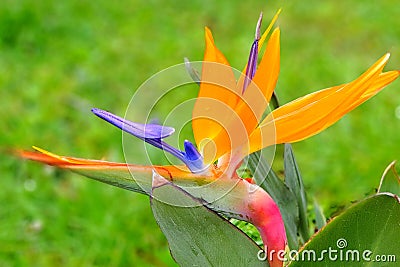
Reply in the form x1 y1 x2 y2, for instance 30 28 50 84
91 107 103 116
255 12 263 40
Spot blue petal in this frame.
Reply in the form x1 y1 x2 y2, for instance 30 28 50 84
243 40 258 92
183 140 205 173
242 13 262 93
92 108 175 139
92 108 205 173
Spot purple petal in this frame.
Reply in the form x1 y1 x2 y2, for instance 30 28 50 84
91 108 205 173
183 140 205 173
92 108 175 139
242 12 263 93
242 41 258 92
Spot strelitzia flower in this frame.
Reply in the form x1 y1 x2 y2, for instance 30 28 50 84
19 11 399 267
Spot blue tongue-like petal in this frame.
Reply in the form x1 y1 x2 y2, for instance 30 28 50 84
183 140 205 173
91 108 175 139
91 108 205 173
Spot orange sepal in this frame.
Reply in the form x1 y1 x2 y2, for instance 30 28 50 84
248 54 397 153
18 147 206 180
193 28 242 162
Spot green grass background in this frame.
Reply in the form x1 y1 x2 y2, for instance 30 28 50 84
1 0 399 266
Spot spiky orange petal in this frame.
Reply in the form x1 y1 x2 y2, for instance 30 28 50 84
19 147 205 181
248 54 397 153
258 9 282 52
192 28 242 163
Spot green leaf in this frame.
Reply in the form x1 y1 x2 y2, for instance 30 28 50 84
184 57 201 85
246 151 299 250
38 159 284 237
378 161 400 196
284 143 310 242
269 92 280 110
72 167 149 194
288 193 400 266
313 198 326 230
150 172 267 266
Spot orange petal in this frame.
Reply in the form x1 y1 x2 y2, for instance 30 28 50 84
192 28 242 163
347 70 400 109
238 27 280 125
312 70 399 122
248 54 396 153
18 148 212 186
264 70 398 128
20 146 126 166
202 27 231 66
258 9 282 51
252 28 280 102
200 28 281 162
237 9 281 91
233 28 281 131
194 12 282 163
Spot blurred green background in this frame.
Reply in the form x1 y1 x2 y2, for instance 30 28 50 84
1 0 399 266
